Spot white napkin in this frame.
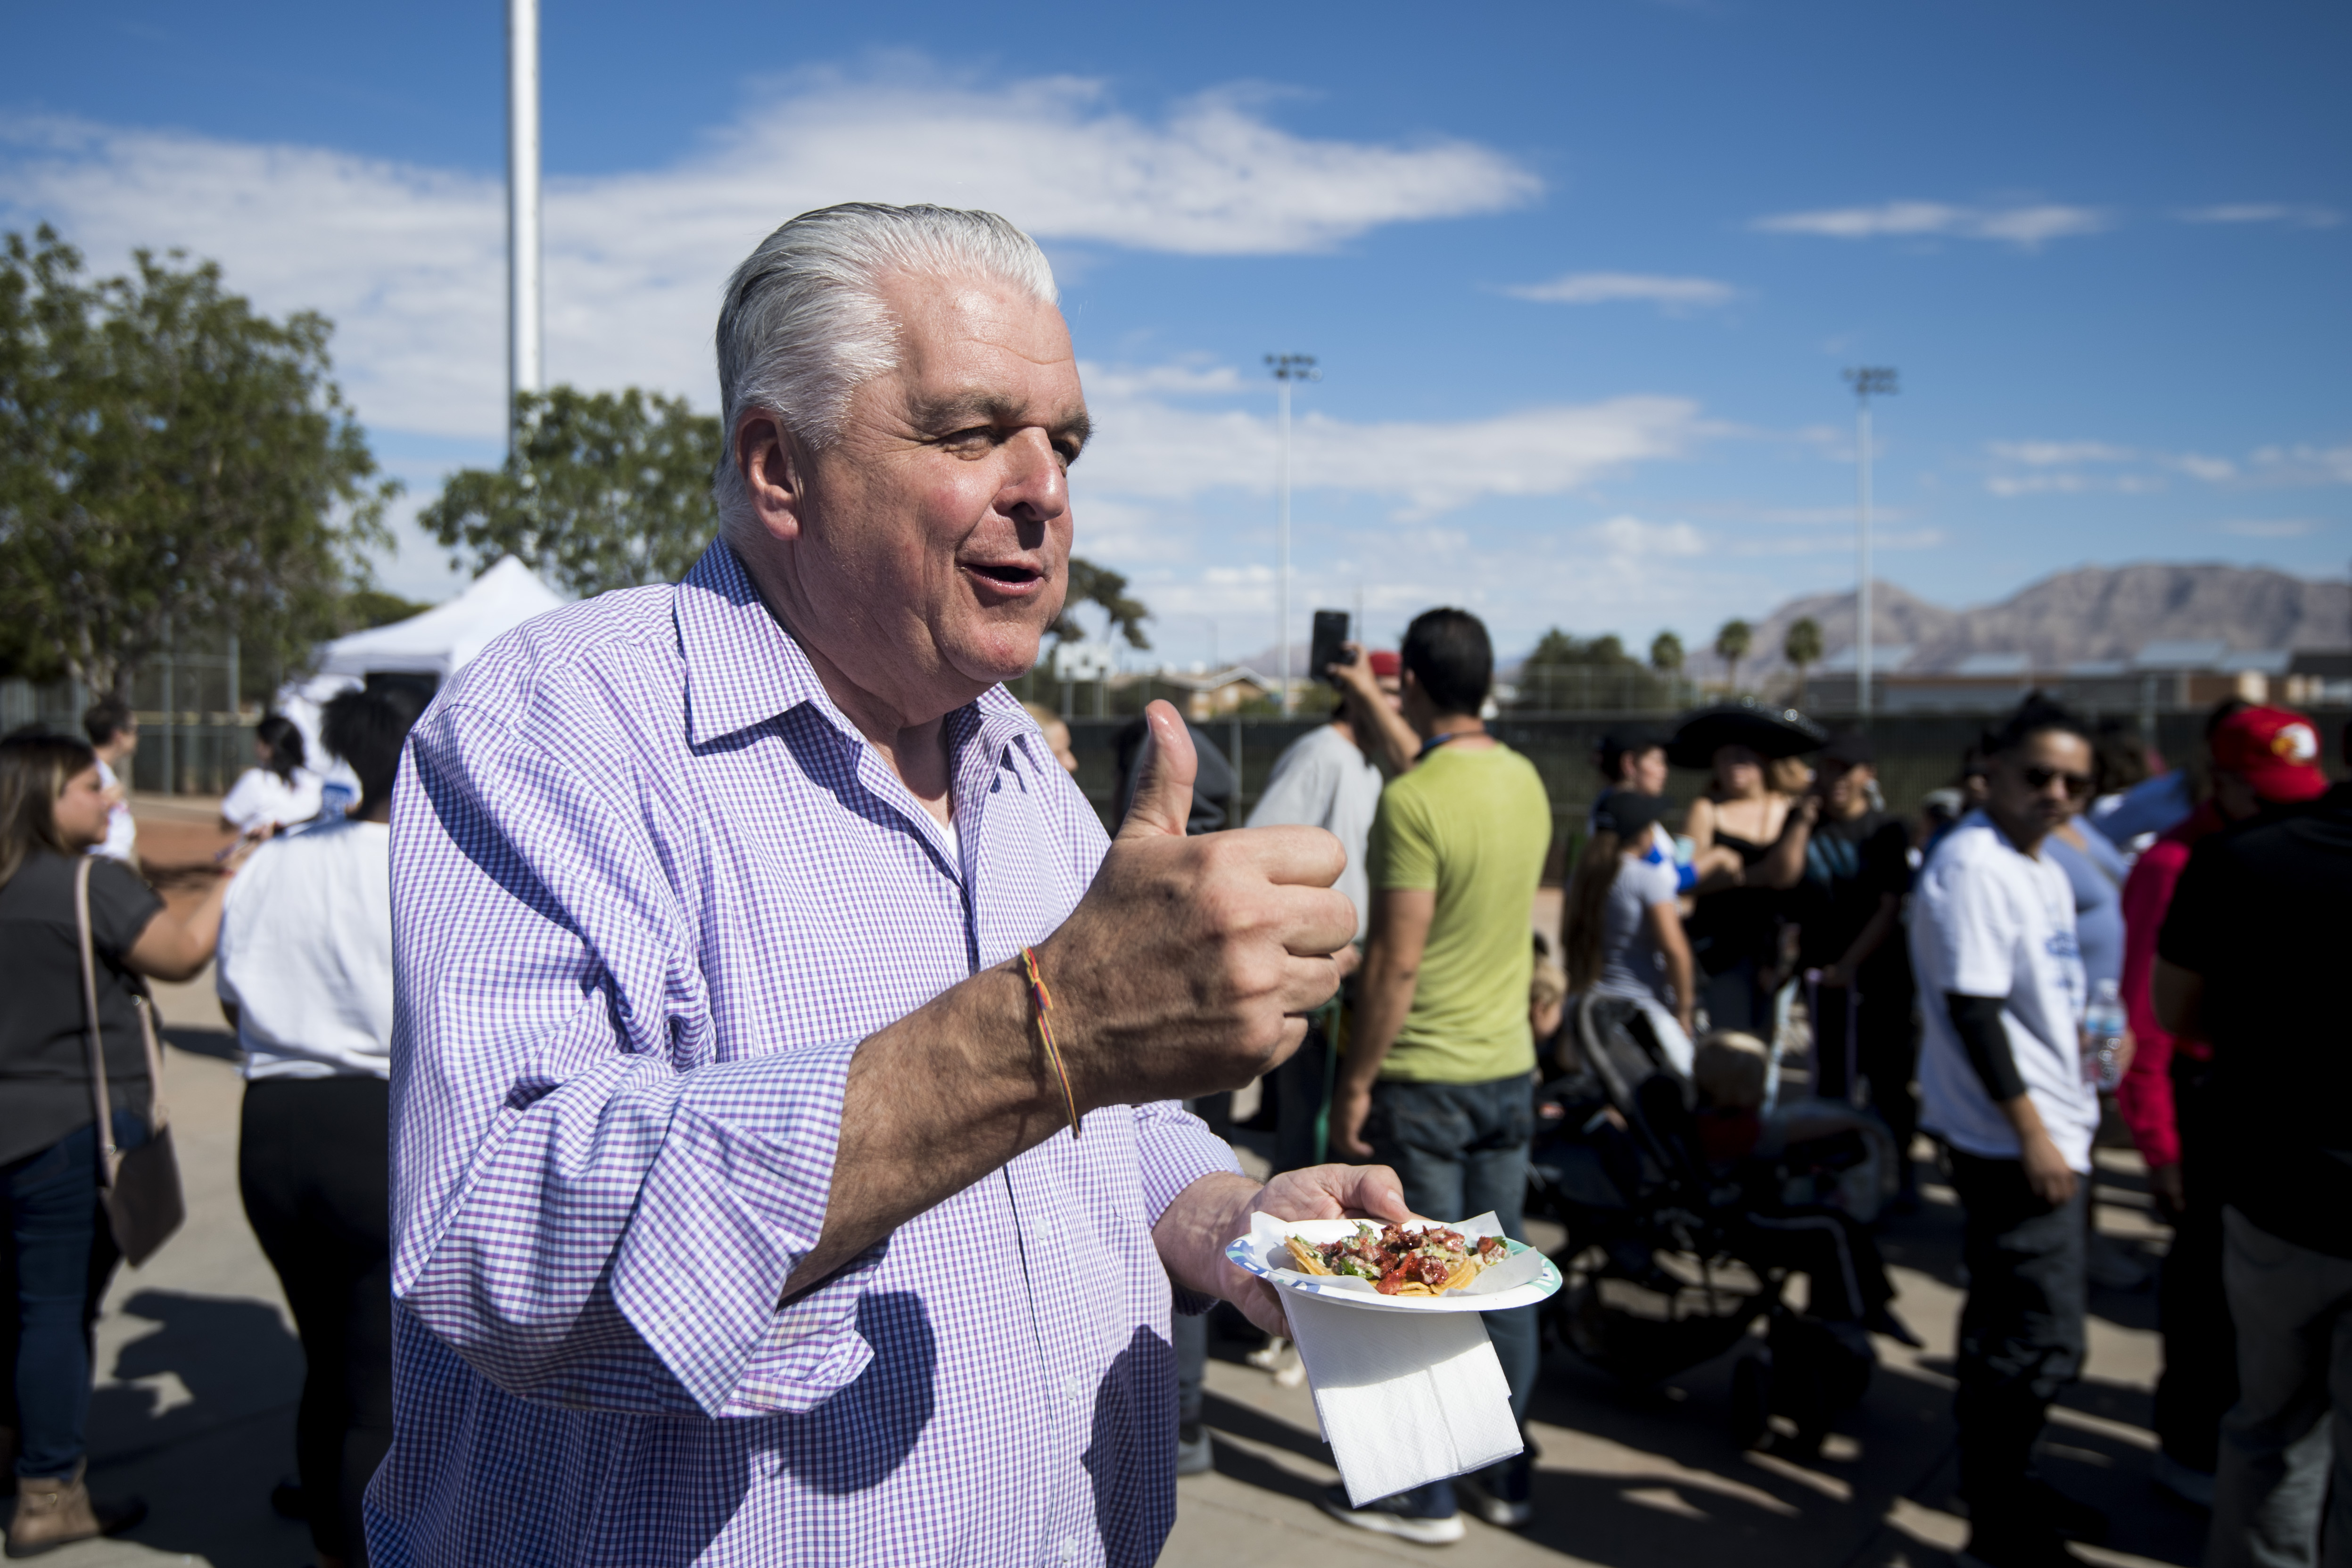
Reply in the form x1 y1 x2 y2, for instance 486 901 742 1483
1273 1224 1526 1505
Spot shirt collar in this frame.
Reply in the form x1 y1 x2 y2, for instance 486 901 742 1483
677 540 832 747
675 539 1051 775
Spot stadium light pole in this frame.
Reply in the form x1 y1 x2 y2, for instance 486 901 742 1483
1843 367 1898 719
1267 354 1319 715
507 0 543 452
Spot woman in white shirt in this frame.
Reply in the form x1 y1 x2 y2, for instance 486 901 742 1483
217 714 322 833
216 688 421 1568
1565 790 1698 1047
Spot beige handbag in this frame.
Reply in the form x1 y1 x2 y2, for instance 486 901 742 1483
73 857 186 1266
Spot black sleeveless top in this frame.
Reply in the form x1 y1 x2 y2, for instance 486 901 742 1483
1688 830 1784 976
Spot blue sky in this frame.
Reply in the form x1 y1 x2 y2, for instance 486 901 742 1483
5 1 2345 667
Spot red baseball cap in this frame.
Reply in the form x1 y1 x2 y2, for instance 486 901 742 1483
1368 650 1402 678
2211 706 2329 803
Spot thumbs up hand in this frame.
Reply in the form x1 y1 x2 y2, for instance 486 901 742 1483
1037 700 1356 1108
1116 699 1198 842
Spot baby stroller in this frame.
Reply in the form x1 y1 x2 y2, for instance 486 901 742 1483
1530 993 1897 1454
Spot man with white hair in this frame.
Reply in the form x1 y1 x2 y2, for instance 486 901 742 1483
365 204 1392 1567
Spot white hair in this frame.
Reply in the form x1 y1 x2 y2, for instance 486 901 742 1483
712 203 1059 544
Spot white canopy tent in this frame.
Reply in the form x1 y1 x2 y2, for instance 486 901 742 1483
312 556 567 683
276 557 566 805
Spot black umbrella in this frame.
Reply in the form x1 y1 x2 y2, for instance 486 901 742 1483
1666 702 1829 770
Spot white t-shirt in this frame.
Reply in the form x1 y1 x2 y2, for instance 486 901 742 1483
1910 811 2096 1172
220 765 324 832
216 816 393 1080
91 759 138 862
1246 722 1385 941
1595 853 1683 1010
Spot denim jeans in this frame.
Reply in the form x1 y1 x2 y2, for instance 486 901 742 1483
1948 1148 2088 1522
6 1111 148 1480
1362 1074 1537 1515
2205 1207 2352 1568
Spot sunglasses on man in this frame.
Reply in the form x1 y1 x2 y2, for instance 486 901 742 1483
2020 764 2093 798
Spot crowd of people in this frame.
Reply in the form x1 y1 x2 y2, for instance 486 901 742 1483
1542 690 2350 1568
1 689 421 1562
0 200 2344 1568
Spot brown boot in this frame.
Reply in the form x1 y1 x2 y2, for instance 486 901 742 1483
6 1463 146 1558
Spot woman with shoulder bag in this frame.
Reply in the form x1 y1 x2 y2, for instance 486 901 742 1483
0 733 255 1555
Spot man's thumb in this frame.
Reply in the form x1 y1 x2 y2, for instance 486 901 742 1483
1118 700 1197 841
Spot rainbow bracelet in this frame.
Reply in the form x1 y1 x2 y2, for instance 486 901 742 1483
1020 946 1082 1140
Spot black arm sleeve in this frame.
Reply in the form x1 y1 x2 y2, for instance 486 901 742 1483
1946 992 2027 1103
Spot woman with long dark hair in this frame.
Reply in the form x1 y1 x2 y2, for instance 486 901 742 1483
0 734 253 1554
1564 791 1698 1046
1685 744 1811 1030
219 713 321 833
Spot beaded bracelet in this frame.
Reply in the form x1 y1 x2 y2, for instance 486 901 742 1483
1020 946 1082 1140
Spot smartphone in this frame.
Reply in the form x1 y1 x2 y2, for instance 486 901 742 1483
1310 610 1353 686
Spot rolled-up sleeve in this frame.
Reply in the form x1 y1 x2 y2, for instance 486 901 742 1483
390 700 864 1419
1134 1099 1245 1316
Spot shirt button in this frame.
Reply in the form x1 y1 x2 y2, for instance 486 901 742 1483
1063 1375 1085 1404
1058 1538 1082 1563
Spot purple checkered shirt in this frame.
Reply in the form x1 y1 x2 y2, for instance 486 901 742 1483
366 542 1239 1567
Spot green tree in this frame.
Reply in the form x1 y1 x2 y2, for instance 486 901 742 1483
0 227 396 698
1515 627 1673 711
1649 630 1684 675
1782 616 1823 699
1713 618 1753 695
1051 557 1151 649
422 386 722 598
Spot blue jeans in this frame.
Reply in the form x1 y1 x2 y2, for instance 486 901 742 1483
7 1112 148 1480
1362 1075 1538 1515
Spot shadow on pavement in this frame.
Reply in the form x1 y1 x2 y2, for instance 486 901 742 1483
86 1288 311 1564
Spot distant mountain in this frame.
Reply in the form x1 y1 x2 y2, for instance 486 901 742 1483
1696 563 2352 679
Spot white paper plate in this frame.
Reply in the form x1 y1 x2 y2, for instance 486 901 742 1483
1226 1213 1564 1315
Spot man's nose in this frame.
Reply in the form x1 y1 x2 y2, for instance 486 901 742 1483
998 427 1068 522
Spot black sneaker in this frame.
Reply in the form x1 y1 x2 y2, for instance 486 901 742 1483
1956 1523 2085 1568
1175 1422 1213 1478
2022 1478 2108 1543
1458 1454 1534 1529
1865 1305 1925 1348
1318 1483 1466 1545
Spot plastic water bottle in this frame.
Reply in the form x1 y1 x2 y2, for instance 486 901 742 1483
2083 978 2127 1092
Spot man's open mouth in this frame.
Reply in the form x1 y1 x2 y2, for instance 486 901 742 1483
966 561 1044 588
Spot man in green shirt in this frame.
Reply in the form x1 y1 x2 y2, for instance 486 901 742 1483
1326 607 1554 1544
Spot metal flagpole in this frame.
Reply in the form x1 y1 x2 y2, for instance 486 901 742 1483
1843 368 1897 720
1266 354 1318 715
508 0 543 451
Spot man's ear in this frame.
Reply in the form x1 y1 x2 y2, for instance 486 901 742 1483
736 410 809 544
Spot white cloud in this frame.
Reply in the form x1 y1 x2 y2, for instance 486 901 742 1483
2251 444 2352 487
0 71 1538 441
1983 437 2346 498
1502 272 1736 310
1073 382 1708 520
1590 515 1706 557
1986 440 2138 467
1751 200 2109 249
2176 203 2343 229
2169 452 2238 483
1730 528 1945 556
2222 518 2322 538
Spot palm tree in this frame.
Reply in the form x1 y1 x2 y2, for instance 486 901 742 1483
1714 618 1752 696
1649 630 1684 675
1783 617 1823 703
